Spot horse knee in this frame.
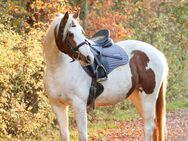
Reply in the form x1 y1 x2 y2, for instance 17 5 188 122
144 121 155 135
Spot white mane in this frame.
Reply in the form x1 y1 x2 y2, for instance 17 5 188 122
42 13 87 63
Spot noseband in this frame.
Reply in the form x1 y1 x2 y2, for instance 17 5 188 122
54 24 91 63
66 39 90 62
67 39 90 52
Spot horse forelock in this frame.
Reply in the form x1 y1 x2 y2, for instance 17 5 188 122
59 14 83 41
54 14 74 51
61 15 72 41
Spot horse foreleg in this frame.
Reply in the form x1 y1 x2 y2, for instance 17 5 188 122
72 99 88 141
140 92 156 141
50 98 69 141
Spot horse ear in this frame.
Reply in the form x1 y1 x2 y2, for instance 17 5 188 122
55 12 69 52
73 10 80 19
59 12 69 29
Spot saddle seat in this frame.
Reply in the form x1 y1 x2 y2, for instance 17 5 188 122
90 29 113 48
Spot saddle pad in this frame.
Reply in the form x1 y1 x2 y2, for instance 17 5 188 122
95 44 129 74
82 44 129 80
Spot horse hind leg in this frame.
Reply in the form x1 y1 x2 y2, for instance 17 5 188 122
139 80 166 141
153 81 167 141
138 90 157 141
129 89 156 141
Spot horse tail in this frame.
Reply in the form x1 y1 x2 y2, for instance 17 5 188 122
155 75 167 141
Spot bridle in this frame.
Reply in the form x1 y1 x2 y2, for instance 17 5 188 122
66 38 90 52
65 36 91 62
54 23 91 63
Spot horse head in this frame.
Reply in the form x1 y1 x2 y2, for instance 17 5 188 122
54 11 94 65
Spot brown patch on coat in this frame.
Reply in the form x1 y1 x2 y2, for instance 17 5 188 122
64 32 89 63
54 12 69 52
54 13 89 63
54 26 76 57
56 31 88 63
73 10 80 19
128 50 156 95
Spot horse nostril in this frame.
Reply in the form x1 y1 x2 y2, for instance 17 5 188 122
86 56 91 63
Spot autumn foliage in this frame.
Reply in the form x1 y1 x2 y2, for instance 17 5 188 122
86 0 129 41
0 0 188 140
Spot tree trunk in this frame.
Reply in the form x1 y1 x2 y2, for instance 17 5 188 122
80 0 88 30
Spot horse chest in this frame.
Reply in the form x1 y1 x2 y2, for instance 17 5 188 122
45 68 91 103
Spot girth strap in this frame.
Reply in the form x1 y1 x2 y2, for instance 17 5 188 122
87 79 104 109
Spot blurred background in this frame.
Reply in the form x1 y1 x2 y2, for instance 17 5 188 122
0 0 188 140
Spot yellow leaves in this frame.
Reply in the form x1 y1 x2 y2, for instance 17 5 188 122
29 0 72 23
0 26 46 138
10 5 19 14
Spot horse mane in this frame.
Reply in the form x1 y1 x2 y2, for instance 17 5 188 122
42 14 65 62
43 13 84 49
61 14 73 41
42 14 70 58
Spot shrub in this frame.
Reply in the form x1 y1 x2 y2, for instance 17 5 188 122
0 24 57 140
0 0 188 140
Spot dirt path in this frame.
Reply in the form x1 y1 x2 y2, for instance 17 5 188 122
90 109 188 141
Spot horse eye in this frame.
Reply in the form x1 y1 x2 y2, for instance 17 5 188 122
72 24 76 27
68 33 74 37
72 21 76 27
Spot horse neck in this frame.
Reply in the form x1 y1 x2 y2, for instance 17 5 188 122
43 43 91 96
43 18 88 79
44 45 61 68
44 46 90 85
43 41 82 75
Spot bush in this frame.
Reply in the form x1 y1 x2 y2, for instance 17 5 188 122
0 0 188 140
117 0 188 101
0 24 57 140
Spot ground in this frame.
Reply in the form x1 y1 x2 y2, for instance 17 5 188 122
90 109 188 141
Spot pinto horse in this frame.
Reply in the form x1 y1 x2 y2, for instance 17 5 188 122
43 11 168 141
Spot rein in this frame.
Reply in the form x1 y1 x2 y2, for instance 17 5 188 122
54 24 90 63
67 39 90 52
66 39 90 62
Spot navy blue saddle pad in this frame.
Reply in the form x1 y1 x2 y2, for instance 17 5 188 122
83 44 129 80
82 29 129 80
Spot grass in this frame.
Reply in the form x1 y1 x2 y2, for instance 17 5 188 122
166 100 188 112
55 100 188 141
67 101 138 141
59 101 139 141
87 105 138 140
68 100 188 140
5 100 187 141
